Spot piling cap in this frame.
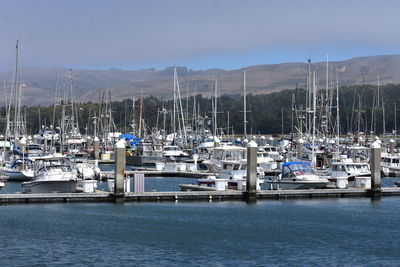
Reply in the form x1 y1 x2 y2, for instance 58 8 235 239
214 137 220 143
243 139 249 143
116 139 126 149
19 137 27 145
269 136 274 141
297 138 304 144
261 136 266 140
370 141 381 149
252 136 256 140
390 138 395 143
247 140 258 148
94 136 100 142
236 138 241 142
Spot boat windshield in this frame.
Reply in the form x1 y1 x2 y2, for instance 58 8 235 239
283 162 314 177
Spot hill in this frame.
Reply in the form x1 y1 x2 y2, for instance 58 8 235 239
1 54 400 106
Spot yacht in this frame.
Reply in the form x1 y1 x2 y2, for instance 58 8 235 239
21 155 78 193
268 161 329 190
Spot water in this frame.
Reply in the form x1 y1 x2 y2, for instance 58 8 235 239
1 198 400 266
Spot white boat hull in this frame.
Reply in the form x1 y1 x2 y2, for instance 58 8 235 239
0 167 34 181
22 180 78 193
268 180 328 190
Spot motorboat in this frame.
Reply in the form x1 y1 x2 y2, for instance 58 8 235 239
268 161 329 190
381 154 400 177
202 144 246 173
21 155 78 193
163 145 189 162
327 158 371 187
126 142 163 167
257 149 279 175
0 158 35 181
219 159 264 180
261 144 284 162
179 174 264 192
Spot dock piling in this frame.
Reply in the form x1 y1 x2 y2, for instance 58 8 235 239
245 140 258 202
114 139 126 202
94 137 100 160
390 138 395 155
369 141 381 197
297 138 304 159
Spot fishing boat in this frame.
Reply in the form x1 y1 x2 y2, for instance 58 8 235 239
381 154 400 177
257 149 280 175
328 158 371 187
268 161 329 190
21 155 78 193
202 144 246 173
126 142 163 167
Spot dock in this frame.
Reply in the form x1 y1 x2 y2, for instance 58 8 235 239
100 170 215 179
1 187 400 204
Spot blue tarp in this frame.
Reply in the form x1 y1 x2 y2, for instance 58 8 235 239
282 161 310 167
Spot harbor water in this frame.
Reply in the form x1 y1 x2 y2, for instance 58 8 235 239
1 197 400 266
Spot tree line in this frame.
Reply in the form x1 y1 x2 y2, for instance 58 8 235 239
0 83 399 136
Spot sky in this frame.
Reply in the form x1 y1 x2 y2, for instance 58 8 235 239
1 0 400 71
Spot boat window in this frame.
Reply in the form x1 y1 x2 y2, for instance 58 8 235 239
240 164 247 170
233 164 240 170
346 165 355 172
394 159 400 164
384 158 391 163
333 165 345 171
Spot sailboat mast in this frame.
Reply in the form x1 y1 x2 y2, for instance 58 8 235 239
243 69 247 138
336 70 340 149
213 79 218 137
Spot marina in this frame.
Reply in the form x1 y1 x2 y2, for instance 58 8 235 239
3 1 400 266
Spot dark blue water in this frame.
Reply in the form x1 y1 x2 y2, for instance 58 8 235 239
1 198 400 266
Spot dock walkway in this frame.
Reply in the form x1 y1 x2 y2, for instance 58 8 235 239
1 187 400 204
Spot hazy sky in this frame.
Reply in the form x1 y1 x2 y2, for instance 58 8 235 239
1 0 400 70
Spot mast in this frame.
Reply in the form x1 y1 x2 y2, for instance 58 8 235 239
213 79 218 137
12 40 20 143
311 72 316 167
138 89 143 138
395 102 397 141
336 70 340 154
173 66 177 136
243 69 247 138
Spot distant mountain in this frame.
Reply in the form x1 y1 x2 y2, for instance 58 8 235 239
1 54 400 106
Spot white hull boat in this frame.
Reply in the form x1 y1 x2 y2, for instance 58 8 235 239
22 155 78 194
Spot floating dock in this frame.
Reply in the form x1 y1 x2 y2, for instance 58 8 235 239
1 187 400 204
100 170 215 179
